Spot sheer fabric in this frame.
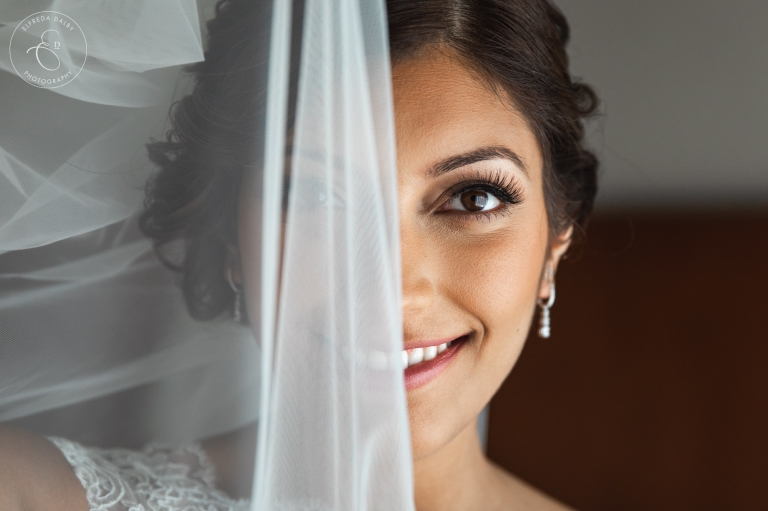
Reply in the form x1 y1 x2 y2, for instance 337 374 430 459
0 0 414 509
0 0 258 446
49 436 249 511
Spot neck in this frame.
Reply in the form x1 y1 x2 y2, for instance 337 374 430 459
413 416 497 511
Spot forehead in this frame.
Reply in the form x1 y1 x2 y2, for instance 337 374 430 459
391 48 542 179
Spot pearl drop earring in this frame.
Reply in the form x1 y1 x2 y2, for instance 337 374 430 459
537 275 556 339
226 267 242 323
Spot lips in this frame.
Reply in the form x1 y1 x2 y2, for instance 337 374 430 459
403 334 468 390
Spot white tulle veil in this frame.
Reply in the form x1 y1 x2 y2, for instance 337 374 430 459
0 0 415 508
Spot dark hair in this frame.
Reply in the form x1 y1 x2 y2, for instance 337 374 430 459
140 0 598 321
388 0 598 238
140 0 271 320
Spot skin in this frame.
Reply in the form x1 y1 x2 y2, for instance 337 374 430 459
234 46 575 508
0 47 574 511
392 48 573 510
0 426 89 511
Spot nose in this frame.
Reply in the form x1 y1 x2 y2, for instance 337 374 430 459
400 222 436 314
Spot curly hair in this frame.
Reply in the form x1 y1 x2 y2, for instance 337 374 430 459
140 0 598 321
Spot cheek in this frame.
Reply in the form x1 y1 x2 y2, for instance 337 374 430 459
238 214 262 335
236 184 265 335
447 226 545 323
439 215 548 372
407 214 548 457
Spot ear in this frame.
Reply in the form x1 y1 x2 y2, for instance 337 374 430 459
537 225 573 301
224 242 243 286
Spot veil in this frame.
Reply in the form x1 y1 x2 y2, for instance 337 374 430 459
0 0 415 509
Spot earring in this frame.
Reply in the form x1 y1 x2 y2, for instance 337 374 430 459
537 281 556 339
226 267 242 323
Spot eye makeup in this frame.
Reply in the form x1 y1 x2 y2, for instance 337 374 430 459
434 168 524 221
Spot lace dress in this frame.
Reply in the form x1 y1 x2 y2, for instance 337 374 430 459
48 437 251 511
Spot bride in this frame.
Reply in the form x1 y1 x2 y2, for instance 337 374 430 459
0 0 597 509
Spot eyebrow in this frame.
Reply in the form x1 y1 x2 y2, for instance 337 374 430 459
428 146 527 177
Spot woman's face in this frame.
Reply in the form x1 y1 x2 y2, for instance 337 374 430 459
393 49 569 459
237 47 570 462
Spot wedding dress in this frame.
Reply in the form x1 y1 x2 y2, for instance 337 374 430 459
49 437 250 511
0 0 414 509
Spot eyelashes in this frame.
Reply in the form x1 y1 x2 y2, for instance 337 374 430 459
437 168 524 221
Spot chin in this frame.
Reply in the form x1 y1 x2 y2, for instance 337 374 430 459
405 341 484 460
408 403 463 460
405 324 531 460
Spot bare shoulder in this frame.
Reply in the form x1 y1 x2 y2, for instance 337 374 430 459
487 460 577 511
0 425 89 511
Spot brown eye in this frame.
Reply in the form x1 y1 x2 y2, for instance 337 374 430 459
444 188 501 213
461 190 491 211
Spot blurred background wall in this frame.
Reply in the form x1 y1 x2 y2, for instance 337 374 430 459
486 1 768 510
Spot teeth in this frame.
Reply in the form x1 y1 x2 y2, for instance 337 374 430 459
402 340 457 369
408 347 424 365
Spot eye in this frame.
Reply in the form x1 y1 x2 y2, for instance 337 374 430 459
289 175 346 211
300 178 329 206
445 189 501 213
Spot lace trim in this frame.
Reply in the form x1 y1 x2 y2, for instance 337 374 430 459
48 436 250 511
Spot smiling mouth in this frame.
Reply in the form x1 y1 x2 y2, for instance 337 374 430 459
402 334 470 390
